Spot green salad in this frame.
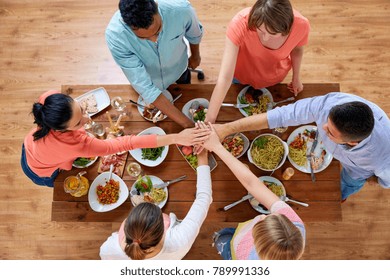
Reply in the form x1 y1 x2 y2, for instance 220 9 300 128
141 147 165 161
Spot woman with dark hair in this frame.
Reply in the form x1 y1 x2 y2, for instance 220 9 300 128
100 150 212 260
206 0 310 123
21 90 210 187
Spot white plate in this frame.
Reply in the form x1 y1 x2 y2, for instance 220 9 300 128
247 133 289 171
129 126 169 167
237 86 273 117
222 133 250 158
88 172 129 212
249 176 286 213
72 132 99 168
287 125 333 173
130 175 168 209
181 98 209 122
74 87 110 117
137 90 173 122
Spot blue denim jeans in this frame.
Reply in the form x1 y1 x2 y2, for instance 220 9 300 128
21 144 59 187
340 168 366 200
212 227 236 260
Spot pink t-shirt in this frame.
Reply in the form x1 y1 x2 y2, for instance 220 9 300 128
227 8 310 88
231 201 306 260
24 90 157 177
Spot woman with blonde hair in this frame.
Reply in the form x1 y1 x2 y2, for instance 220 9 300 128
199 122 305 260
100 149 212 260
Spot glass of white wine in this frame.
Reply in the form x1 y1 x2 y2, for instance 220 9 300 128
111 96 127 121
126 162 143 178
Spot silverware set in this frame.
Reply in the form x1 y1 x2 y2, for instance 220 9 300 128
307 129 319 182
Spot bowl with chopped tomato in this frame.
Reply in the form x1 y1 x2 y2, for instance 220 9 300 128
222 133 249 158
88 172 129 212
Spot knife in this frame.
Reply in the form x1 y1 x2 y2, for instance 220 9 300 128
308 129 319 182
153 93 182 123
153 175 187 189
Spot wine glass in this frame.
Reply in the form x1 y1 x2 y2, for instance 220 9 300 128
83 112 95 130
273 126 288 138
126 162 143 178
111 96 126 121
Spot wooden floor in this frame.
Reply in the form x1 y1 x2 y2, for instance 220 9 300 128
0 0 389 260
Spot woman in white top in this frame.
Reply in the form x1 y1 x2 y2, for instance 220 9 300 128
99 150 212 260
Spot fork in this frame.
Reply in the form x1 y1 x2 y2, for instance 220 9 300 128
221 103 257 108
279 195 309 207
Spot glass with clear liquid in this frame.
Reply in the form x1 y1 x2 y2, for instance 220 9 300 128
126 162 142 178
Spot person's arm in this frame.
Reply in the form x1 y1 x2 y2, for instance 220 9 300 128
214 112 269 141
287 46 304 96
188 43 201 70
200 122 279 210
152 93 194 128
205 37 239 124
156 127 210 147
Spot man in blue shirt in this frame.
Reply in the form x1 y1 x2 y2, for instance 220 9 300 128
106 0 203 128
214 92 390 201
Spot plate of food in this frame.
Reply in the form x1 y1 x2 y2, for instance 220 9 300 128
248 133 288 171
72 156 98 168
137 90 173 122
129 126 169 167
97 153 128 177
75 87 110 117
176 145 218 172
287 125 333 173
88 172 129 212
249 176 286 213
181 98 209 122
222 133 250 158
237 86 273 117
130 175 168 209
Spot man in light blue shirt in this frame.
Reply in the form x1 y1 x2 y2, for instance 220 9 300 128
216 92 390 201
106 0 203 128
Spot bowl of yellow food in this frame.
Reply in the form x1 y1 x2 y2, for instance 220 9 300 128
247 133 288 171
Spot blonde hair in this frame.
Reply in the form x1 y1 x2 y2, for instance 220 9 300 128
123 202 164 260
252 214 304 259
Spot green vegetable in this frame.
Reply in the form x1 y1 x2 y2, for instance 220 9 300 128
141 147 165 161
185 154 198 169
73 157 91 166
254 137 268 149
135 176 153 193
193 107 206 122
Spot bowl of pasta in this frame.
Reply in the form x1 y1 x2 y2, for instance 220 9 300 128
247 133 289 171
88 172 129 212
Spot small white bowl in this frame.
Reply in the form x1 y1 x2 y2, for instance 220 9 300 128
247 133 288 171
181 98 209 122
88 172 129 212
129 126 169 167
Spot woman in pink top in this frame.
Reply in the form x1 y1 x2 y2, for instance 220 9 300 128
21 90 209 187
206 0 310 123
199 121 305 260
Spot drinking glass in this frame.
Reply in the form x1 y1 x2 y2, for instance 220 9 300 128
273 126 288 138
126 162 143 178
111 96 126 121
92 123 105 137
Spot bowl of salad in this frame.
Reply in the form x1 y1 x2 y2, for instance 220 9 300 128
129 126 169 167
182 98 209 122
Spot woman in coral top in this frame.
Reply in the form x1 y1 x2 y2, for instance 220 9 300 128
21 90 209 187
199 122 305 260
206 0 310 123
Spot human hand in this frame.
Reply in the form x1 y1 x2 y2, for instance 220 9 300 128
188 54 201 70
287 79 303 96
196 121 222 152
176 127 210 146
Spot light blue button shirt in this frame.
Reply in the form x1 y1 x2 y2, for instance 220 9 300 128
267 92 390 188
105 0 203 104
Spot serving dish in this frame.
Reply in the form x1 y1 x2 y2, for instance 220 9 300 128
75 87 110 117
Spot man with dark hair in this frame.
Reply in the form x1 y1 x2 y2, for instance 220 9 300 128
215 92 390 201
106 0 203 128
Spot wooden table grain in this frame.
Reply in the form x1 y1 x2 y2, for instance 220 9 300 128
52 83 341 223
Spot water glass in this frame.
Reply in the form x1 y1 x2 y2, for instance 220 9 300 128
126 162 143 178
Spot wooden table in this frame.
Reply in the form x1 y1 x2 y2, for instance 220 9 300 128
52 83 341 224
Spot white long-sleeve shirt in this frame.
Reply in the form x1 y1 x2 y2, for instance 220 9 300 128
99 165 212 260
